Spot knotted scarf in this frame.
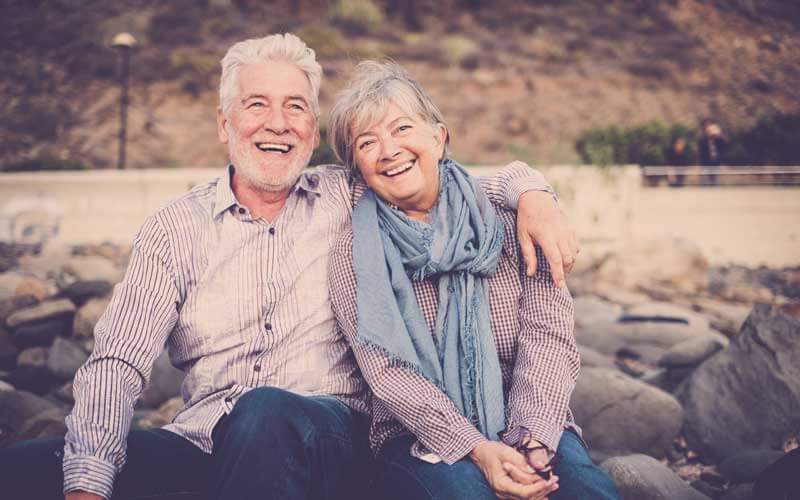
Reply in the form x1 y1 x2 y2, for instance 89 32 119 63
352 158 506 439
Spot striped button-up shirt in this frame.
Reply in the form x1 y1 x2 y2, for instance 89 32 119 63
62 163 549 498
329 198 580 465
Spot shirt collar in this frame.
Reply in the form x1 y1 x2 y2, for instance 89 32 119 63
212 164 239 218
212 164 323 219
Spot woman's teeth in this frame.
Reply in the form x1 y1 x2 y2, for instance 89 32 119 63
385 161 414 177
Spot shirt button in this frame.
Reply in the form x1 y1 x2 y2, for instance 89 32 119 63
238 207 246 214
224 396 232 403
253 364 261 372
268 227 275 235
265 322 272 330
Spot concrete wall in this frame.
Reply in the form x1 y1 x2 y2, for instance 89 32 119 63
1 166 797 268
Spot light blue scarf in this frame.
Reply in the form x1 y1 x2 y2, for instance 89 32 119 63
352 158 506 439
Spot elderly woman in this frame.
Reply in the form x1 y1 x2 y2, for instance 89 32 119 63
326 61 620 500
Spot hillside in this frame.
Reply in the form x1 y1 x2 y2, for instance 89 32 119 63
1 0 799 169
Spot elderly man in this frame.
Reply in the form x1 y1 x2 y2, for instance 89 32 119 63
0 34 577 500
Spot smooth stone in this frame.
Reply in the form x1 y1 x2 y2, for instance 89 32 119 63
138 396 184 429
11 317 72 348
720 483 753 500
47 337 88 379
6 298 76 328
61 280 113 306
138 350 185 409
61 256 123 286
0 380 14 391
17 347 48 368
591 283 651 307
0 389 59 446
0 294 39 324
0 272 24 302
570 368 684 457
5 365 54 395
14 277 54 302
578 344 617 369
678 304 800 461
658 336 726 368
51 380 74 404
0 327 18 371
15 407 68 442
574 296 623 330
601 454 711 500
72 296 110 338
753 449 799 500
575 317 724 365
692 298 752 337
626 301 711 330
719 449 786 483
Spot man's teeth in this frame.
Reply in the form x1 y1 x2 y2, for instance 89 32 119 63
256 143 292 153
385 161 414 177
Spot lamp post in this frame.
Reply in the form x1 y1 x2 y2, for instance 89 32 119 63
111 32 136 170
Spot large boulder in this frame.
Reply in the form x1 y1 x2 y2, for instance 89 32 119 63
60 256 123 287
601 454 710 500
6 298 76 348
574 296 622 330
719 449 787 484
575 315 724 365
678 303 800 461
570 368 683 457
0 389 60 446
60 280 113 307
47 337 88 379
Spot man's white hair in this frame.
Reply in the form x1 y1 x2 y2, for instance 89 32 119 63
219 33 322 120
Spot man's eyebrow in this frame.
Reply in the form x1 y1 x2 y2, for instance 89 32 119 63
240 93 266 103
286 95 310 104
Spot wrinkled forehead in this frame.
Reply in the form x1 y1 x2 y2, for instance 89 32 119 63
349 85 428 141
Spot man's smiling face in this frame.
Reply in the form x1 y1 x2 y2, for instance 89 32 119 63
218 60 319 196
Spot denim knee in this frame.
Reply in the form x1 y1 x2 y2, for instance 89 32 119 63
552 429 621 500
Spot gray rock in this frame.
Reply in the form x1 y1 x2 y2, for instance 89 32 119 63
570 368 684 457
6 365 53 395
678 304 800 461
60 280 113 306
11 317 73 348
752 448 800 500
575 316 724 365
720 483 753 500
6 298 76 328
626 302 712 330
17 347 48 368
47 337 88 379
0 389 59 446
578 344 617 369
574 296 622 330
0 326 18 371
719 449 786 484
601 454 710 500
0 294 39 324
51 380 74 404
138 350 185 409
692 298 752 337
15 407 68 442
61 256 123 286
72 296 110 338
658 336 726 368
0 380 14 391
0 272 24 302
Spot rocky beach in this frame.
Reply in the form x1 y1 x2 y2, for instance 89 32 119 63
0 239 797 499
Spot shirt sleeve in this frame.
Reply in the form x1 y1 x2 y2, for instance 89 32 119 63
504 242 579 453
328 234 486 464
63 215 181 499
475 160 554 210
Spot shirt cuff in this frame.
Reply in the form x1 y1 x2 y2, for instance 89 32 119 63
501 423 561 456
413 423 487 465
506 177 556 210
63 455 117 499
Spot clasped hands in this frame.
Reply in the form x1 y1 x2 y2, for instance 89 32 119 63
469 440 559 500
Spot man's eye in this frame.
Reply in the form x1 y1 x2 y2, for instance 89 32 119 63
247 102 264 108
289 103 305 111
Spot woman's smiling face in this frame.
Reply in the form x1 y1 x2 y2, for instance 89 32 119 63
353 101 447 220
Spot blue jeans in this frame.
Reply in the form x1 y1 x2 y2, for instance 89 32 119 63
0 387 370 500
378 429 620 500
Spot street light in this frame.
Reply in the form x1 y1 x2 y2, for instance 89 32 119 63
111 32 136 170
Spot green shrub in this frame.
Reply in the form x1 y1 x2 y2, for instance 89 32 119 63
329 0 384 36
2 156 87 172
575 121 695 166
727 113 800 165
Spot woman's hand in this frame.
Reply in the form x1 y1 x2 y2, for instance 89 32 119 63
516 190 579 288
469 441 559 499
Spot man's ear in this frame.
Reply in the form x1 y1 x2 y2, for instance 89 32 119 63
217 107 229 144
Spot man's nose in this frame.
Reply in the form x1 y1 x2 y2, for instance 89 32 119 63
264 109 289 134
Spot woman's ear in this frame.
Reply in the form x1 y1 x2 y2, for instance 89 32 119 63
435 123 448 158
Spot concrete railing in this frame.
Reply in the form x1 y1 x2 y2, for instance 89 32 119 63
1 166 798 268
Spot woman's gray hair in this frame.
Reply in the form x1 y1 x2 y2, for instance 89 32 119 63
219 33 322 120
328 60 449 175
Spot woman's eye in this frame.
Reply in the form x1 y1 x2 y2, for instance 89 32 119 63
397 125 412 133
358 140 374 150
